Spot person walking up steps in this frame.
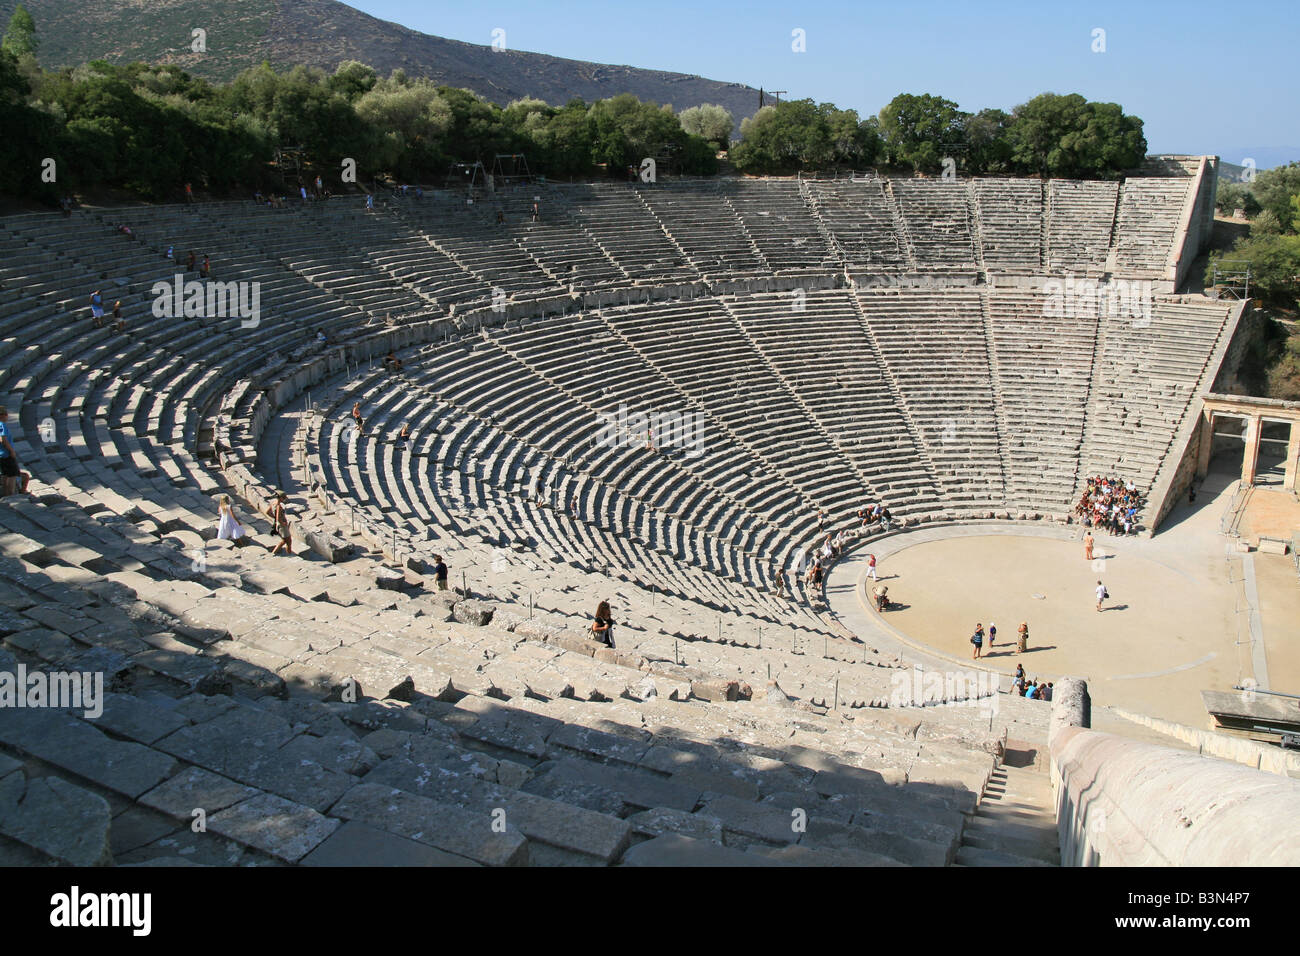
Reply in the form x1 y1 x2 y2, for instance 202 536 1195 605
590 599 615 648
1095 579 1108 612
267 492 293 556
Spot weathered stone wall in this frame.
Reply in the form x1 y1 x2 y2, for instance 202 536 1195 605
1052 724 1300 866
1172 156 1219 290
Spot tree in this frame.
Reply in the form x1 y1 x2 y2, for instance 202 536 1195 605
1251 162 1300 232
877 93 964 172
1006 93 1145 178
962 108 1013 174
1 4 38 59
731 99 875 174
1206 233 1300 305
1215 181 1260 217
679 104 732 149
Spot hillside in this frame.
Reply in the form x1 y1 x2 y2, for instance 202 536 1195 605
4 0 764 120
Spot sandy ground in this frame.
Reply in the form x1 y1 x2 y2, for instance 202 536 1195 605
829 472 1300 728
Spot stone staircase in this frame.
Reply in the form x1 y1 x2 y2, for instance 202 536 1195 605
956 743 1059 866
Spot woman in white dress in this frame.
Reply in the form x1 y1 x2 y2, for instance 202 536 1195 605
216 494 245 541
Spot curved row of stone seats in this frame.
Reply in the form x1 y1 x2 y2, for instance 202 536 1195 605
287 341 852 639
1113 178 1190 276
561 183 700 285
985 290 1096 511
489 313 816 532
0 479 1033 865
1045 180 1118 275
855 290 1008 511
889 180 979 273
596 299 871 518
314 364 810 612
385 195 563 300
1078 299 1234 490
806 179 909 271
189 202 437 318
722 289 943 510
398 313 829 560
972 179 1044 273
719 179 838 273
0 493 847 864
637 183 768 276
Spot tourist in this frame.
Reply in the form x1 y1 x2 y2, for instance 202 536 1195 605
971 623 984 659
433 554 449 590
531 201 540 223
184 181 194 204
397 423 410 448
1017 621 1029 653
0 406 28 496
590 599 615 648
496 209 506 225
1012 664 1026 694
1041 682 1053 701
200 255 210 279
866 552 878 581
267 491 293 556
90 289 105 328
1095 579 1108 612
988 622 996 647
186 250 196 272
1024 678 1038 699
810 558 824 588
113 301 124 333
366 194 374 211
216 494 246 541
873 584 889 612
1083 531 1094 562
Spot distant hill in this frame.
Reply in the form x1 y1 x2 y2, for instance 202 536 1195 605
5 0 765 121
1212 148 1300 179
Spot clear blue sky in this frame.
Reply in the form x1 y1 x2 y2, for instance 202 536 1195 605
347 0 1298 163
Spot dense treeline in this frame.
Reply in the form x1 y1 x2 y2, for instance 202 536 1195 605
731 91 1147 179
2 3 1148 204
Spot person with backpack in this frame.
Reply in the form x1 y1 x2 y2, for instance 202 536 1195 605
1095 579 1108 612
591 599 615 648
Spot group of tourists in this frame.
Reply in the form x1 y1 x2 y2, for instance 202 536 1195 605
970 621 1031 659
1074 474 1141 535
89 290 126 333
214 490 293 555
1012 664 1053 700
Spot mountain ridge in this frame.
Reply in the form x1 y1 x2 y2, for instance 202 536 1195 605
4 0 766 121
